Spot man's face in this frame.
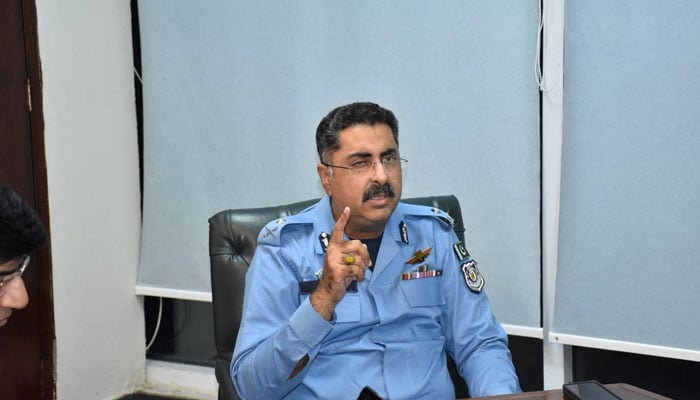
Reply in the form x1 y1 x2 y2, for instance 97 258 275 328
0 257 29 328
318 123 403 239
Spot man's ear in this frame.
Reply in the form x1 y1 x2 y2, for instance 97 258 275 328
317 163 332 195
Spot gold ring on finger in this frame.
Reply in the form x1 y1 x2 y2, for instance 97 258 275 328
343 254 356 265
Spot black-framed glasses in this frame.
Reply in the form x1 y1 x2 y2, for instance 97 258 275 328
0 255 30 288
322 154 407 175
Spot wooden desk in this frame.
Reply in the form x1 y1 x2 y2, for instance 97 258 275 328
471 383 672 400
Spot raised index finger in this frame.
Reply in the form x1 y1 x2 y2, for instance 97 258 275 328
330 206 351 244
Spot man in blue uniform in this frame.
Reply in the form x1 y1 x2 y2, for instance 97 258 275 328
231 102 520 399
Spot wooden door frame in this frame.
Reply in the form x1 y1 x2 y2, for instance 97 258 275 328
21 0 55 397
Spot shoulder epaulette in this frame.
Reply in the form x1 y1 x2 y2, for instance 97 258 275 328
258 213 313 246
400 202 454 229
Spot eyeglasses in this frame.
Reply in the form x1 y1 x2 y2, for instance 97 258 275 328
0 255 30 288
322 154 407 175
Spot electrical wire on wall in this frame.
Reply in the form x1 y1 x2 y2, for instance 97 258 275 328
535 0 555 92
145 296 163 351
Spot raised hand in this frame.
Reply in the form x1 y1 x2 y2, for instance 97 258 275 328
309 207 371 320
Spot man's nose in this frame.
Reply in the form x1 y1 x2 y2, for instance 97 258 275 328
369 161 389 181
0 278 29 310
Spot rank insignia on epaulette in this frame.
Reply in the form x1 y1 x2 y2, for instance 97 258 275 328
461 259 484 293
319 232 329 252
431 207 454 227
263 226 278 238
453 242 470 261
406 246 432 264
399 221 409 244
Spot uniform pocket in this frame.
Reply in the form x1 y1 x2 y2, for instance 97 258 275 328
334 292 361 322
399 277 445 307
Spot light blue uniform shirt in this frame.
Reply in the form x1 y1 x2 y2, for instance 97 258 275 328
231 196 520 399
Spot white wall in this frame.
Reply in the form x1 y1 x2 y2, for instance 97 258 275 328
36 1 145 399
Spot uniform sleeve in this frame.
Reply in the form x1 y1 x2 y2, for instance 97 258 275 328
439 228 522 397
230 239 333 399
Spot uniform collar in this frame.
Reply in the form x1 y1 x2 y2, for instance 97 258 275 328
312 195 409 247
311 196 411 278
372 205 408 276
312 195 338 254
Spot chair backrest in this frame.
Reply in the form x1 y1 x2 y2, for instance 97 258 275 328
208 195 466 400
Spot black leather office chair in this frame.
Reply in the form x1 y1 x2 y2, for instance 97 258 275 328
208 195 469 400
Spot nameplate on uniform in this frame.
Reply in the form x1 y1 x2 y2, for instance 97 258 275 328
299 279 358 294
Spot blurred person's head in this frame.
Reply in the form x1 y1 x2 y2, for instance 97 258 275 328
0 184 47 327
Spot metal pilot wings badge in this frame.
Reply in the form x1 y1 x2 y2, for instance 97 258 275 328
406 246 433 264
461 259 484 293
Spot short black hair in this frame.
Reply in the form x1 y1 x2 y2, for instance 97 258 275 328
0 184 48 262
315 102 399 163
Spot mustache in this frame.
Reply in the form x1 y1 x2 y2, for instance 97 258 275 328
362 183 396 203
